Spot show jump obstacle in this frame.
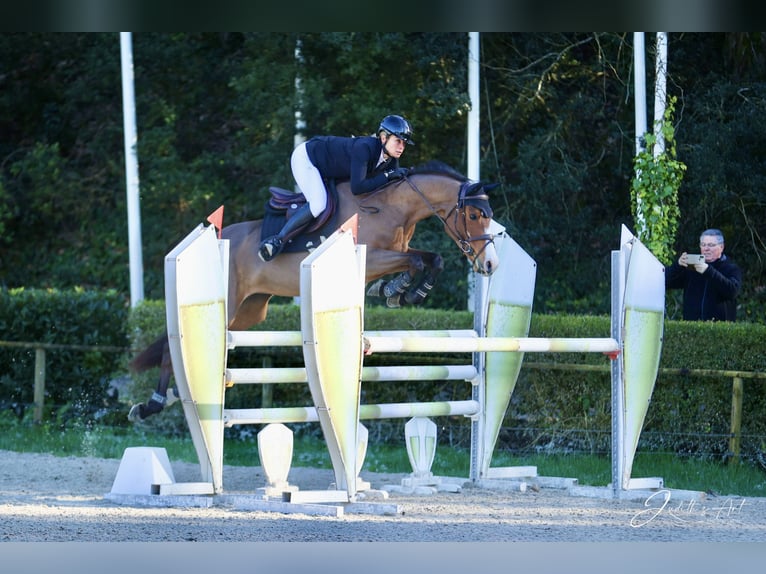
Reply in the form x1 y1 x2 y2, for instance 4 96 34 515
113 216 668 505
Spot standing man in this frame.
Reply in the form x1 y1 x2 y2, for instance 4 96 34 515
665 228 743 321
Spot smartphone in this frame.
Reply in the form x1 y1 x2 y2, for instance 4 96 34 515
687 254 705 265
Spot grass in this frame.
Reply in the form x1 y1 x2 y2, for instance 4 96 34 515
2 418 765 498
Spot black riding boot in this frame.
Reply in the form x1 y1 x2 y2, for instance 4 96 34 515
258 203 315 262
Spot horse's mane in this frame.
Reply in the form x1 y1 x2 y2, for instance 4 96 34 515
409 161 468 182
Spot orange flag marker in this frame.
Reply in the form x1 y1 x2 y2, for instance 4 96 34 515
207 205 224 239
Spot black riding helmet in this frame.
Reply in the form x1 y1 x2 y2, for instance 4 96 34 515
378 115 415 145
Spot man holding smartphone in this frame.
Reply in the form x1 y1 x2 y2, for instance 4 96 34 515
665 228 743 321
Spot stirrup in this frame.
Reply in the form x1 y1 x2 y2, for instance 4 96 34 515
258 237 282 262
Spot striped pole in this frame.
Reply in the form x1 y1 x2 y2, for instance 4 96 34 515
365 336 619 355
224 400 480 426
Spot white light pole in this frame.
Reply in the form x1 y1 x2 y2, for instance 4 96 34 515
653 32 668 158
467 32 481 311
633 32 648 235
120 32 144 307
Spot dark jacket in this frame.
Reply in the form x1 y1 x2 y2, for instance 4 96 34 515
665 254 742 321
305 135 399 195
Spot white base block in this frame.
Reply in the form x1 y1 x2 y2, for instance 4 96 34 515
110 447 176 495
485 466 538 479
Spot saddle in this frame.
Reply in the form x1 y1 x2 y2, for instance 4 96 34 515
260 179 340 254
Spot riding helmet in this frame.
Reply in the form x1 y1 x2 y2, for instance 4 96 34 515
379 115 415 145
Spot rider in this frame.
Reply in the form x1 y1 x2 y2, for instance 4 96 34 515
258 114 415 261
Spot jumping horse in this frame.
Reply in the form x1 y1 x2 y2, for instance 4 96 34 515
128 160 500 421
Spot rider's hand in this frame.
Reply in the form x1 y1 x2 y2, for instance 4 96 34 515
385 167 409 181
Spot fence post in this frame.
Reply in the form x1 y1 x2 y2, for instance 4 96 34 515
728 376 743 464
33 348 46 423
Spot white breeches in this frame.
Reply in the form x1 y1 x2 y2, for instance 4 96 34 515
290 142 327 217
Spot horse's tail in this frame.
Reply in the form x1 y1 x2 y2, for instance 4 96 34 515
128 332 168 373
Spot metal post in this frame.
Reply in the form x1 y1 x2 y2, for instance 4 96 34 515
610 249 626 496
120 32 144 307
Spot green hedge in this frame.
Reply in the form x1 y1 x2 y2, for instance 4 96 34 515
4 289 765 465
503 316 766 464
0 287 130 425
124 301 766 463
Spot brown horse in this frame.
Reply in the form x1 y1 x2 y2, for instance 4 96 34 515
128 161 500 421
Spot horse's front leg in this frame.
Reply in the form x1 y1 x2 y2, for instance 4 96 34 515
365 249 443 307
365 249 425 308
402 250 444 306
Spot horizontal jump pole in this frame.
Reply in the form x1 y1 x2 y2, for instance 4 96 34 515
227 330 302 349
225 364 479 385
226 329 478 350
364 336 620 355
223 399 480 426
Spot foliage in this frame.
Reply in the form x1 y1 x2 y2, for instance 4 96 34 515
630 96 686 265
672 78 766 323
0 287 130 424
121 301 766 466
3 33 766 318
2 286 766 471
505 315 766 463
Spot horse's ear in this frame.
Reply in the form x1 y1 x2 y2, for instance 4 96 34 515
482 182 500 193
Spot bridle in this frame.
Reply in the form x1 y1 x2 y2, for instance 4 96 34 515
403 176 495 267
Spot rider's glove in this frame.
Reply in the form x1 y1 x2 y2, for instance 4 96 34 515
385 167 409 181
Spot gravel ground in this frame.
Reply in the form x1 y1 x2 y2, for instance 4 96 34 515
1 449 765 543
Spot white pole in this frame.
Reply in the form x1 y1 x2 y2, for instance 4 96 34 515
120 32 144 307
653 33 668 157
633 32 648 235
467 32 480 181
293 36 306 306
467 32 482 311
466 32 485 480
294 36 306 169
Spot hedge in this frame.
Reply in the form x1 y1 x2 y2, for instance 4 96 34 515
2 290 765 465
124 301 766 464
0 287 130 425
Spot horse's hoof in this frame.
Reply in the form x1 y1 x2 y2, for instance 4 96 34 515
385 295 402 308
366 279 386 298
165 387 180 407
127 404 144 423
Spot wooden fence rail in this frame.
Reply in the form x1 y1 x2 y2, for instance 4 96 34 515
1 340 763 462
524 361 766 464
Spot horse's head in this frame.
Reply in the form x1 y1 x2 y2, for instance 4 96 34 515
402 162 500 277
444 180 500 276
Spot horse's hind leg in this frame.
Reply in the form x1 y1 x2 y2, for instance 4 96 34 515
128 340 178 422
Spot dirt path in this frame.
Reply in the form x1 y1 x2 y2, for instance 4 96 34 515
1 449 765 543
